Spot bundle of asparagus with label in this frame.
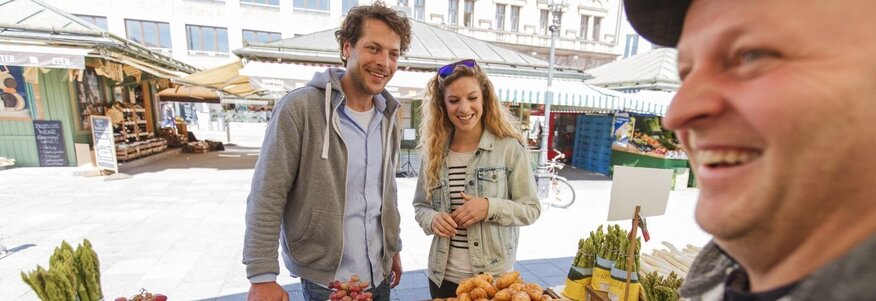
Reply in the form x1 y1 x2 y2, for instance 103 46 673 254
562 225 602 300
592 225 627 292
639 271 684 301
21 239 103 301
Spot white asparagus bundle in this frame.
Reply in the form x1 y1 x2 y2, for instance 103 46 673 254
638 241 702 278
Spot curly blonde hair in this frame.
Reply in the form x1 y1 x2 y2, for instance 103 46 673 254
418 63 524 197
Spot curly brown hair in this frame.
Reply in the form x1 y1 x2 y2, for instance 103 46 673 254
335 1 412 64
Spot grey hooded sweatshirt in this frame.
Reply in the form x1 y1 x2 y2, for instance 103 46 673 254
243 68 402 285
680 234 876 300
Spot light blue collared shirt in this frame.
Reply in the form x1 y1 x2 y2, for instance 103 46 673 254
335 95 386 288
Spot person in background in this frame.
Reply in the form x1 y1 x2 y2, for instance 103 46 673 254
412 59 541 299
624 0 876 300
243 2 412 301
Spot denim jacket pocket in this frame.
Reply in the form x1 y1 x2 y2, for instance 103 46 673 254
430 184 445 212
476 167 508 199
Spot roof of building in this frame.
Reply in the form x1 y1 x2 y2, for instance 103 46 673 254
234 20 591 79
585 48 680 91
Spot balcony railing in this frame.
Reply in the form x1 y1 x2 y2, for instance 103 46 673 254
436 23 616 54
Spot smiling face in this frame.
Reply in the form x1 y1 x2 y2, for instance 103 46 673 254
443 76 484 137
342 18 401 96
665 0 876 241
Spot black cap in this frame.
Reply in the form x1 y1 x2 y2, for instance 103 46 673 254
624 0 692 47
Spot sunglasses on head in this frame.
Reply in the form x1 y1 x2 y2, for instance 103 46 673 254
437 59 478 79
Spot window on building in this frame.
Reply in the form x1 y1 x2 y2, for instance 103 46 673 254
240 0 279 5
398 0 408 6
463 0 475 27
414 0 426 21
342 0 358 14
75 15 108 30
593 16 602 41
294 0 330 11
186 25 229 53
509 6 520 32
125 19 172 48
624 34 640 58
539 9 549 35
495 4 506 30
579 15 590 39
448 0 459 25
243 30 281 44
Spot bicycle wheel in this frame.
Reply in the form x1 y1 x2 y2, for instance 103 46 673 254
548 177 576 208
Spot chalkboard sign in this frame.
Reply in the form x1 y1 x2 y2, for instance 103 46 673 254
90 115 118 173
32 120 68 167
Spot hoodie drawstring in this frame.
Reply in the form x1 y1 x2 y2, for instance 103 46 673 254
321 82 332 159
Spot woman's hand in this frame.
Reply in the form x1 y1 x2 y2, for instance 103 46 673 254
452 192 489 228
431 212 458 237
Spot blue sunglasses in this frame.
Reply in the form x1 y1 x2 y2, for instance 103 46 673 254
437 59 478 78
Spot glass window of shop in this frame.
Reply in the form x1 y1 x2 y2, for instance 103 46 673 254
463 0 475 27
509 6 520 32
125 19 172 49
294 0 330 11
414 0 425 21
539 9 549 35
73 67 108 131
579 15 590 39
186 25 229 53
495 4 506 31
342 0 358 14
74 15 108 30
243 30 281 44
448 0 459 25
240 0 279 5
219 103 273 123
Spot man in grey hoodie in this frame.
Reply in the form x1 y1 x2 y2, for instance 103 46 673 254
243 3 412 301
623 0 876 300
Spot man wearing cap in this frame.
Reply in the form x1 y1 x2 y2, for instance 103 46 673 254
624 0 876 300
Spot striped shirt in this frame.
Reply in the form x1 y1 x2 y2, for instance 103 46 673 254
445 149 475 283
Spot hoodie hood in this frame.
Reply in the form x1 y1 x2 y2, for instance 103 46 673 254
306 67 401 159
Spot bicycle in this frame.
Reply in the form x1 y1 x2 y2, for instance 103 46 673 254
536 150 576 208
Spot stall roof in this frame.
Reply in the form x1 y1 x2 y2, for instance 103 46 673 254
234 20 590 80
175 60 262 97
585 48 680 91
158 85 220 104
0 0 199 77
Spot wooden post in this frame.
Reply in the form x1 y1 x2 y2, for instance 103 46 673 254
624 205 641 301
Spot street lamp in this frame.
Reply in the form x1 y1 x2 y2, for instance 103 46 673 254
537 0 568 200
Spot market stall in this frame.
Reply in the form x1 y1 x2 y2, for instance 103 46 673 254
0 0 197 167
610 113 692 188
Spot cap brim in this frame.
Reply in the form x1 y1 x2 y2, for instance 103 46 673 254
624 0 691 47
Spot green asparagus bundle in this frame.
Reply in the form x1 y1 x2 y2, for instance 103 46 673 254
600 225 627 261
572 227 602 269
21 239 103 301
613 237 642 272
75 239 103 301
640 271 684 301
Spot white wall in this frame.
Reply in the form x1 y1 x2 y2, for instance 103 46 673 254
45 0 629 69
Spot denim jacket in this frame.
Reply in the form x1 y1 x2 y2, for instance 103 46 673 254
413 129 541 285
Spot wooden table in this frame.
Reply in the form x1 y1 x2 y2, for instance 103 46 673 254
584 286 609 301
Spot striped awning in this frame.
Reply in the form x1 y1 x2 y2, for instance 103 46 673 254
495 88 668 116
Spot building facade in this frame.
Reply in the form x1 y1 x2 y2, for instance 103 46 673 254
43 0 649 70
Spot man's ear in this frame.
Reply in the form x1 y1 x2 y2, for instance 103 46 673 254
342 41 352 60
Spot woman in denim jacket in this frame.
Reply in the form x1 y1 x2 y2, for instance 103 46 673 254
413 59 542 298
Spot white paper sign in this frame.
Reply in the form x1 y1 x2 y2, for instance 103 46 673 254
403 128 417 141
607 166 673 221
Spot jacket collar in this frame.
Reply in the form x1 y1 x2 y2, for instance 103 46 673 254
477 129 496 151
